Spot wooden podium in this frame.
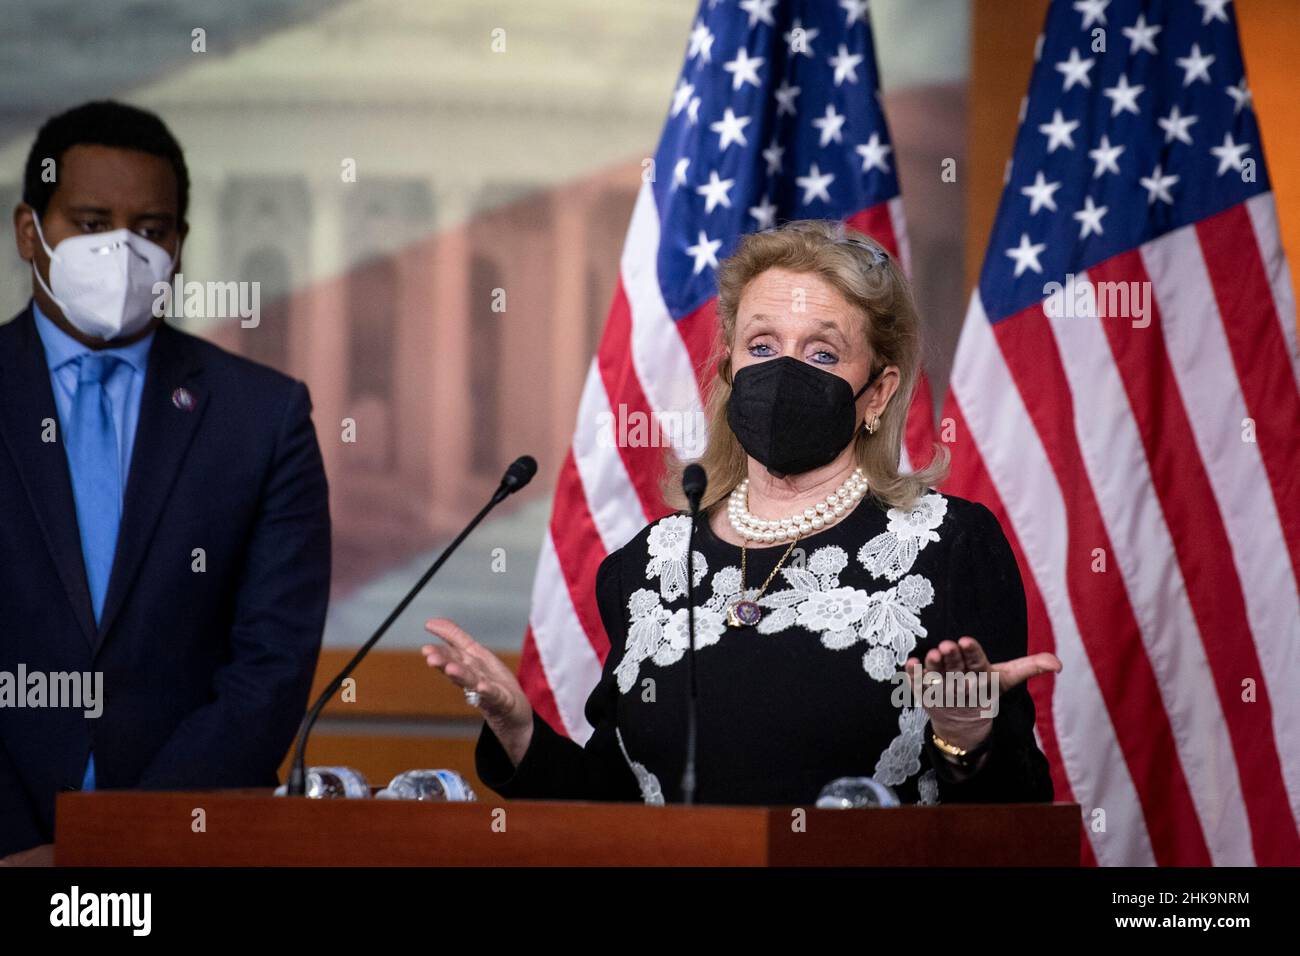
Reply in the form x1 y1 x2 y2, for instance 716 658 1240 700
54 791 1080 866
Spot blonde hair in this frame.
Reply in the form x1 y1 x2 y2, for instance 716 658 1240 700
662 219 948 515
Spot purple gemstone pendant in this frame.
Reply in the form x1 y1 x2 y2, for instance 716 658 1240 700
726 599 763 628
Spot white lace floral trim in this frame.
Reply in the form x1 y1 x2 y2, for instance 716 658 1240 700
615 727 664 806
617 500 951 802
918 769 940 805
857 493 948 581
873 705 929 786
755 557 934 681
615 589 728 694
624 505 947 691
644 514 707 602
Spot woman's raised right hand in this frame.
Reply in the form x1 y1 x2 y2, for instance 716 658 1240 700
422 617 534 766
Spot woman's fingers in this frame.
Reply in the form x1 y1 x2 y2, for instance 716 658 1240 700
423 647 502 710
425 617 477 652
422 643 481 689
443 660 481 687
992 652 1063 692
421 644 449 667
423 623 529 724
917 638 1052 682
422 642 472 678
957 636 991 672
426 618 504 675
918 640 969 678
913 638 1061 696
469 678 514 716
424 618 498 676
425 618 515 677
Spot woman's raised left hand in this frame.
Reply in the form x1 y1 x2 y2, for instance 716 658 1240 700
903 636 1061 752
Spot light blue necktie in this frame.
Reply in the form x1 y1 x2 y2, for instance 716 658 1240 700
66 353 124 792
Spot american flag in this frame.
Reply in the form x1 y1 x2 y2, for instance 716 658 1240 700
517 0 937 745
943 0 1300 865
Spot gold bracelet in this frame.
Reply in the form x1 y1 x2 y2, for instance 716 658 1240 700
931 732 969 757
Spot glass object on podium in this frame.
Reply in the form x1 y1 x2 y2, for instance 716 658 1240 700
375 769 477 801
274 766 370 798
815 777 900 809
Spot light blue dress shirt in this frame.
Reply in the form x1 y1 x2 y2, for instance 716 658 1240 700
33 302 153 486
32 301 154 792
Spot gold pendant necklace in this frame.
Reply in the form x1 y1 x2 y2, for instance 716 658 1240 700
726 532 802 628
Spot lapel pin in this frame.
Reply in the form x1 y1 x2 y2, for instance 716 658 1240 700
171 387 196 412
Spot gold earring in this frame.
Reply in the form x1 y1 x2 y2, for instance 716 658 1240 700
864 414 879 435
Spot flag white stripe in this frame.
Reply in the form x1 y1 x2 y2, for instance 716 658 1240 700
888 196 911 276
897 437 913 474
573 360 652 552
1142 226 1300 821
951 292 1156 866
527 533 602 743
622 183 707 450
1245 193 1300 391
1047 270 1254 864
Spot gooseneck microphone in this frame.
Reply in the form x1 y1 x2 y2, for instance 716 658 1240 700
286 455 538 796
680 463 707 805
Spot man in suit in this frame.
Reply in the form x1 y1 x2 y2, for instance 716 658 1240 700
0 101 331 861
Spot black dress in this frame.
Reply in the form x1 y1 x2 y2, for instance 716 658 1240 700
476 490 1054 806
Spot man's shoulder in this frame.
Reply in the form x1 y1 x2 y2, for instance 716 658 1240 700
0 307 34 344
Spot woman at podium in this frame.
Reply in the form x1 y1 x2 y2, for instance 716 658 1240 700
422 221 1061 806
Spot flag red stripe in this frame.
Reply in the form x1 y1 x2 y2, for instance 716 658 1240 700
548 449 617 660
941 395 1097 866
676 297 722 395
848 203 937 467
596 281 674 521
1196 206 1300 583
905 370 936 468
846 203 899 256
994 305 1212 865
518 624 567 735
1090 250 1300 864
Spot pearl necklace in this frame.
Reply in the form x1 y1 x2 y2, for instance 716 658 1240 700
727 467 868 543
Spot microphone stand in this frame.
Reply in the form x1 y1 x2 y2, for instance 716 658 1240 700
286 459 534 796
680 465 706 805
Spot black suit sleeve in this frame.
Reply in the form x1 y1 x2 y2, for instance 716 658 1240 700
136 381 331 788
0 735 44 857
927 502 1054 803
474 547 642 801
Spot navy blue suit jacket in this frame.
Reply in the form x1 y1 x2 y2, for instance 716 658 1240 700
0 305 331 855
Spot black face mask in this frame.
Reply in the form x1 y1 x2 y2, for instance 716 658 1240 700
726 356 876 478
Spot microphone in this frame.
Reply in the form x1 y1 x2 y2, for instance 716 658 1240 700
680 463 706 805
682 464 707 510
285 455 538 796
494 455 537 503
